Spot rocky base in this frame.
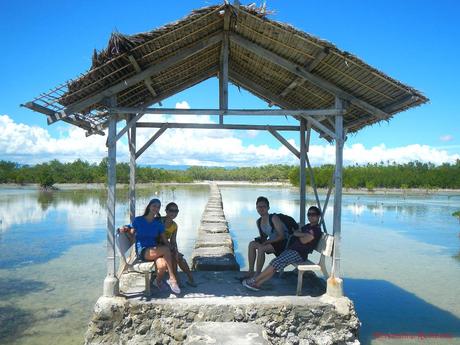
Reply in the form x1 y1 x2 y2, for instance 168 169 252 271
85 295 360 345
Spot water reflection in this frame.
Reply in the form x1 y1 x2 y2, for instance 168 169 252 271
0 185 209 269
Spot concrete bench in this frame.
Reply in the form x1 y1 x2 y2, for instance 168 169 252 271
291 233 334 296
116 230 156 296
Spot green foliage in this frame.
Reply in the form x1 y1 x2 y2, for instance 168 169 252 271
0 159 460 188
452 210 460 218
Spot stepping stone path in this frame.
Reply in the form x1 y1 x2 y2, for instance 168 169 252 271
192 184 240 271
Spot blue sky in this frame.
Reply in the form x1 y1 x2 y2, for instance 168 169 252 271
1 0 459 166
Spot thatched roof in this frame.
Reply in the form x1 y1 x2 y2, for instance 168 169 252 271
23 3 428 137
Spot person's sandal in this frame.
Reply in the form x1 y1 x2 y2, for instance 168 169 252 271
166 279 181 294
242 278 260 291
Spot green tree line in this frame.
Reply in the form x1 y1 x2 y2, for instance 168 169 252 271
1 159 459 189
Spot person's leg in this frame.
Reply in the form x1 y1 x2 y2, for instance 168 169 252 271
177 252 195 285
144 246 178 284
255 243 275 274
154 257 167 283
255 250 303 288
247 240 258 276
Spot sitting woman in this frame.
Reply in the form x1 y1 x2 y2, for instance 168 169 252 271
160 202 196 287
119 198 180 294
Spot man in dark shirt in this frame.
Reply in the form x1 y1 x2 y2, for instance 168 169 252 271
242 206 322 291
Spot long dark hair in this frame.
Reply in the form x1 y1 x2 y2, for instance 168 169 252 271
143 198 161 217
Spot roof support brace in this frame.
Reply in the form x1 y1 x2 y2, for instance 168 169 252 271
135 124 168 159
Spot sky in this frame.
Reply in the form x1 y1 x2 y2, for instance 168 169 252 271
1 0 459 167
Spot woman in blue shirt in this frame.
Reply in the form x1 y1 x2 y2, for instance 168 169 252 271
120 198 180 294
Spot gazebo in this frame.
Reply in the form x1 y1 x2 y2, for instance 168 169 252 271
22 2 427 299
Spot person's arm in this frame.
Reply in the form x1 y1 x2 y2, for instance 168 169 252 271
170 229 178 251
263 215 285 244
293 226 315 244
159 233 170 248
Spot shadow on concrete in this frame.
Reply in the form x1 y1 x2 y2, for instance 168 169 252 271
0 306 34 344
121 270 325 300
344 278 460 344
0 277 48 299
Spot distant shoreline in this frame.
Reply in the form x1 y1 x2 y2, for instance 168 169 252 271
1 182 460 195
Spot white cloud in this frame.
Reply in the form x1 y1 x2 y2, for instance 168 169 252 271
1 113 459 166
440 134 453 142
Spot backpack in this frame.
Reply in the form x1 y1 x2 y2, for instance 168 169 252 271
257 213 298 238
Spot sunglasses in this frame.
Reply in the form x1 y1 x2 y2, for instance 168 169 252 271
167 209 179 213
307 213 319 217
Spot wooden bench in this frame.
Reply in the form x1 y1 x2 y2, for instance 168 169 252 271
116 230 156 296
291 233 334 295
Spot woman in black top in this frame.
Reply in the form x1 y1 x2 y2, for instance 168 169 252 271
242 206 322 291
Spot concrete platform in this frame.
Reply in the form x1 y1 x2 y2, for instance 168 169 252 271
90 271 360 345
120 270 325 299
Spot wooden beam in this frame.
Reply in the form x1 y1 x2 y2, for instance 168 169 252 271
299 114 335 139
137 122 300 131
307 48 329 72
135 124 168 159
268 127 300 158
128 115 136 223
110 107 341 117
128 55 162 106
84 67 219 136
48 32 223 124
229 33 389 119
219 28 229 124
332 97 344 280
299 118 307 226
103 96 119 297
279 48 329 98
229 69 334 140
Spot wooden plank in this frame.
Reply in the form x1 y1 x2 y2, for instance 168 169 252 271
279 48 328 98
111 107 341 116
229 33 389 120
299 114 335 139
128 55 162 105
135 124 168 159
229 69 334 140
268 127 300 158
307 48 329 72
48 32 223 124
137 122 300 131
84 67 219 136
219 30 229 124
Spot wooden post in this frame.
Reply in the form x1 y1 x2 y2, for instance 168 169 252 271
128 115 136 223
103 96 119 297
219 13 229 125
299 118 307 226
328 96 344 297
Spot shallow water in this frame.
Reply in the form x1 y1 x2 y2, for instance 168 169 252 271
0 185 459 344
